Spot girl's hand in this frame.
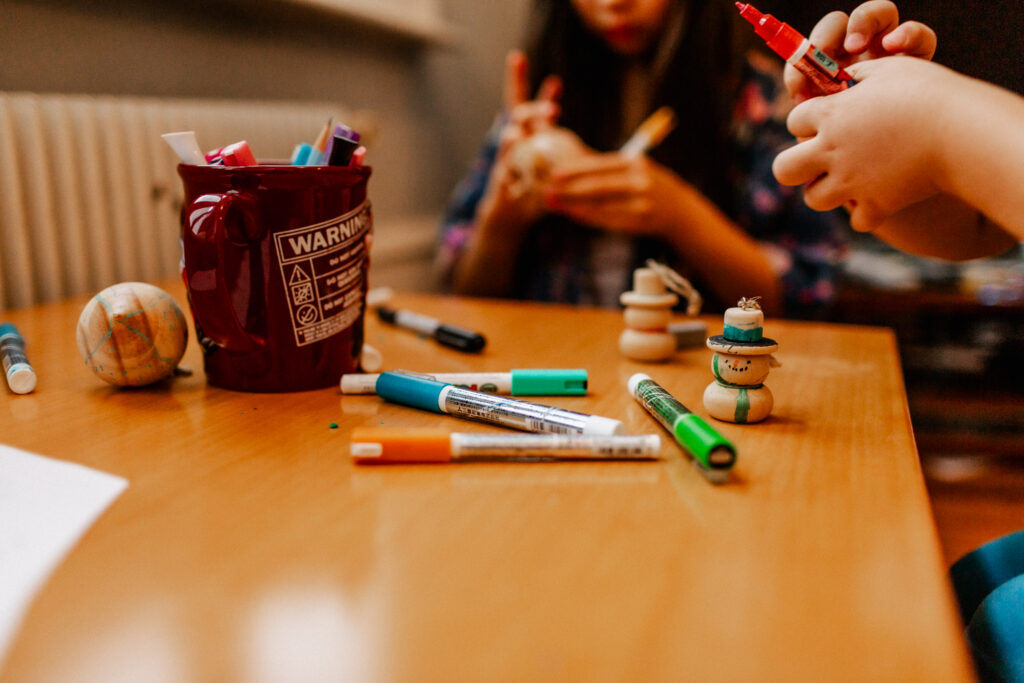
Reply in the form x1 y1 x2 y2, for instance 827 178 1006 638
478 50 563 226
785 1 937 103
773 56 950 231
542 153 687 237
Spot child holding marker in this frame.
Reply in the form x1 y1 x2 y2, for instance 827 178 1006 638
773 3 1024 680
437 0 851 316
772 0 1021 260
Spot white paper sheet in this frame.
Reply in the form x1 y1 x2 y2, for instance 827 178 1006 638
0 444 128 666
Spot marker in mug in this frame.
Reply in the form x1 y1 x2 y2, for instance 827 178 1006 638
161 131 206 165
376 372 624 435
628 373 735 483
376 306 486 353
350 428 660 464
327 134 360 166
341 368 587 396
1 323 37 394
735 3 856 95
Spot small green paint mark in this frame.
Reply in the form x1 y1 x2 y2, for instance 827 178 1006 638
329 422 338 429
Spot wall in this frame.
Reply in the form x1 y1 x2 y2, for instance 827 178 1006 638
0 0 528 234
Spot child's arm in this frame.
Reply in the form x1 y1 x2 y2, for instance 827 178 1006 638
785 0 936 103
774 56 1021 259
449 51 563 296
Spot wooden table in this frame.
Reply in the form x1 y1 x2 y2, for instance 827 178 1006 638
1 283 974 682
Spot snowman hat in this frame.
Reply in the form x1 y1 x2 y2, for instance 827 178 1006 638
707 296 778 355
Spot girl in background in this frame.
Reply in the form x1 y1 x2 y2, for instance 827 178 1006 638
436 0 848 316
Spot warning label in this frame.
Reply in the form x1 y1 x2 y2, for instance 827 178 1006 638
273 201 372 346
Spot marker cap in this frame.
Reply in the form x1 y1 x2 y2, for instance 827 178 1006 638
376 372 447 413
583 415 626 436
434 324 486 352
510 369 588 396
350 428 451 463
7 365 36 394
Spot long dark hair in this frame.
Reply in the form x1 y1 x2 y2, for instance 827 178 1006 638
524 0 748 209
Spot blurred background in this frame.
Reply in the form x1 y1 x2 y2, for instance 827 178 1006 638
1 0 1022 563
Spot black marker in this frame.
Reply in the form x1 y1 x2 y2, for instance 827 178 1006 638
328 134 360 166
376 306 486 352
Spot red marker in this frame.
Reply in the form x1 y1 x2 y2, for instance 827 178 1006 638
735 3 856 95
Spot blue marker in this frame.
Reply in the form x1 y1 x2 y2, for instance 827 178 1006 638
375 372 624 435
1 323 37 394
291 143 313 165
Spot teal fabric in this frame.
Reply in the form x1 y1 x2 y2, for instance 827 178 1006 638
950 529 1024 682
966 575 1024 682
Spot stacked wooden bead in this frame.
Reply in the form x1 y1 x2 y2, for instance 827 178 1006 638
618 267 678 361
703 297 778 423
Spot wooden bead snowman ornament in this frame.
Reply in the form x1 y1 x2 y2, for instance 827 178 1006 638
703 297 779 423
618 267 678 361
619 260 703 362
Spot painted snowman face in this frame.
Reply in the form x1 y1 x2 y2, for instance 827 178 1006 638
712 352 771 385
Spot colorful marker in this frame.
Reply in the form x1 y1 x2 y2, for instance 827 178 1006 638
735 3 856 95
327 134 360 166
620 106 677 157
291 142 314 165
376 305 486 353
1 323 37 394
160 131 206 165
376 372 624 435
628 373 736 483
220 140 257 166
341 368 588 395
324 123 361 161
350 428 660 464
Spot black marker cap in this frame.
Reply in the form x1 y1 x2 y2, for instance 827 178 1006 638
328 134 360 166
434 324 486 353
376 306 397 324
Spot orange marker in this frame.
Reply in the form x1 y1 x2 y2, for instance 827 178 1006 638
350 428 661 464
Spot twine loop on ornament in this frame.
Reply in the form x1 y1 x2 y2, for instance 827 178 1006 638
645 259 702 316
737 296 762 311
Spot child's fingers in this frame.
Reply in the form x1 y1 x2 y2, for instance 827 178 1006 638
508 101 561 133
536 75 563 103
784 99 821 140
772 139 827 188
786 10 849 100
844 1 900 54
847 201 887 232
801 172 848 213
808 11 852 58
881 22 937 59
503 50 530 110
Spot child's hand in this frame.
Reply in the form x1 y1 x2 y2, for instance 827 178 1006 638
480 50 564 224
785 1 936 103
773 56 952 232
542 153 686 237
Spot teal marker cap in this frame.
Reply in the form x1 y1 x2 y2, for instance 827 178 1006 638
510 369 588 396
376 372 448 413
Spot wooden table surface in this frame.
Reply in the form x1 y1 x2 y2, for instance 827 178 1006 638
1 283 973 682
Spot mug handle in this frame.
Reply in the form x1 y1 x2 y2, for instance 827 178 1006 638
182 191 265 352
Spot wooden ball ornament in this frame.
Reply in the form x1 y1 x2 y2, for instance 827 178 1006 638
76 282 189 386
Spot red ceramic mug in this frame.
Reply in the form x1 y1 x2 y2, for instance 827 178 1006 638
177 163 372 392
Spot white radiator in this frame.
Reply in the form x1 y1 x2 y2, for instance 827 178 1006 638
0 92 374 312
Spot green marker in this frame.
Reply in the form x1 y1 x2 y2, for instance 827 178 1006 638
628 373 736 483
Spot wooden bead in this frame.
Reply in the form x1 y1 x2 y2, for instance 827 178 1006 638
76 282 188 387
703 382 774 424
618 328 676 361
623 306 672 330
711 352 772 386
